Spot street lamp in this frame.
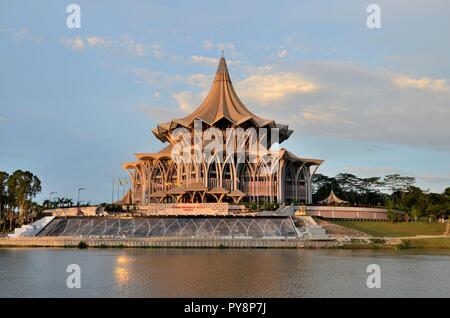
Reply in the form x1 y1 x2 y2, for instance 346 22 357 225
77 188 86 206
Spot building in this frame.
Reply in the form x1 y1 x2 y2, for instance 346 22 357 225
318 189 348 205
122 56 323 204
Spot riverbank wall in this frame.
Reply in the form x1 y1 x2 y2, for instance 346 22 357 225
0 237 339 248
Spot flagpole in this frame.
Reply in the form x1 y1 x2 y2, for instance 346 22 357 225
117 179 120 202
112 178 115 204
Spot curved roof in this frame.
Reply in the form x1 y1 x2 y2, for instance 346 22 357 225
166 186 186 195
228 189 246 197
281 149 324 166
208 187 229 194
149 190 166 198
319 190 348 205
153 56 293 143
135 144 173 160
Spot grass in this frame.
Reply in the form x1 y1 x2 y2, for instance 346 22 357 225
342 238 450 250
341 243 394 249
400 238 450 249
333 221 446 237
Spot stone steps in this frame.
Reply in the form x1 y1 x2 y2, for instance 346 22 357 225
8 216 55 238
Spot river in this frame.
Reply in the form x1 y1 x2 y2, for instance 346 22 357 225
0 248 449 297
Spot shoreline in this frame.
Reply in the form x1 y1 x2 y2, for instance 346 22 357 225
1 236 450 250
0 237 338 249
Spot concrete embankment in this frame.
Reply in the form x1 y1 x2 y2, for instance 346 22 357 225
0 237 339 249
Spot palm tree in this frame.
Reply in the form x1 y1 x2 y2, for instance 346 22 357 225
56 197 65 208
42 199 51 209
64 198 73 207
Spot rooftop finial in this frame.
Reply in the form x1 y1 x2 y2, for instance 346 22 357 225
221 48 224 58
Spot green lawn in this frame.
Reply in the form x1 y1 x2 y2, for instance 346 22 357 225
402 237 450 249
333 221 447 237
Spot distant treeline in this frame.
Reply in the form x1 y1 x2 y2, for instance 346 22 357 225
313 173 450 219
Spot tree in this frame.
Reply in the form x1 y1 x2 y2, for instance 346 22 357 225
0 171 9 228
6 170 42 217
56 197 65 208
427 203 450 218
383 174 415 193
42 199 52 209
312 174 340 203
336 173 360 194
402 186 430 217
358 177 384 205
444 187 450 199
64 198 73 207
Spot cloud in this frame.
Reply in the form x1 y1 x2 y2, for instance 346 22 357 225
344 166 450 188
202 40 239 57
148 43 164 58
302 105 357 125
173 91 206 112
344 166 401 177
217 42 238 56
137 104 179 122
277 49 289 58
236 72 317 105
192 55 219 66
119 35 146 56
392 74 449 91
125 59 450 152
0 27 43 44
187 73 211 88
60 36 85 51
86 36 112 47
241 61 450 151
202 40 215 50
128 67 181 87
13 28 42 44
418 174 450 184
192 54 241 67
67 35 161 57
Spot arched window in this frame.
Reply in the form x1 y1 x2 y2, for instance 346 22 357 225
150 161 164 193
222 163 233 191
207 163 219 188
285 164 295 202
239 164 252 196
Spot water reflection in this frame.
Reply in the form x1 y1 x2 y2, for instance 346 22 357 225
1 248 449 297
114 254 131 286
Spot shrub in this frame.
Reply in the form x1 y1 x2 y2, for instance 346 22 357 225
396 240 412 250
104 204 123 212
77 241 88 249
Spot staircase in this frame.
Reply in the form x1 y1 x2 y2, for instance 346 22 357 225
306 225 330 240
257 204 296 216
297 216 331 240
8 216 55 238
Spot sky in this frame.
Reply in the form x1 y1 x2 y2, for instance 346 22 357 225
1 0 449 204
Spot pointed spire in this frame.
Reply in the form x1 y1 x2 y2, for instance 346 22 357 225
215 55 231 82
153 51 294 144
